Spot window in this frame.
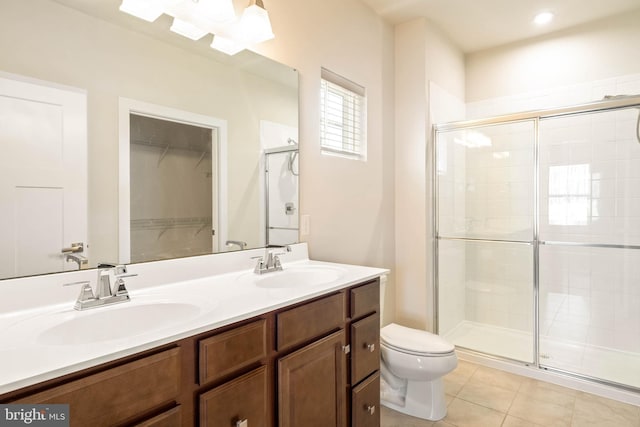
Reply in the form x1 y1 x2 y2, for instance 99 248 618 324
320 68 366 160
548 164 591 226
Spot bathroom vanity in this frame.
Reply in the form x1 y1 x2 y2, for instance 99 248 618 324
0 244 387 426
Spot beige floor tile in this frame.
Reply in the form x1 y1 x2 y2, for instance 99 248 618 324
571 392 640 427
508 394 573 427
517 378 577 408
443 360 478 397
502 415 544 427
381 406 435 427
454 360 480 379
445 394 454 406
443 398 505 427
444 375 466 397
468 366 524 392
457 381 517 413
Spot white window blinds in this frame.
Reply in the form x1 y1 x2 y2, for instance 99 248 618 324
320 68 366 160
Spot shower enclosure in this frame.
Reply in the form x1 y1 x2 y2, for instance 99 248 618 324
434 95 640 391
264 145 299 246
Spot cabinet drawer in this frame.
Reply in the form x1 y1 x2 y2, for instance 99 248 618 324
277 293 345 351
352 372 380 427
134 406 181 427
200 366 270 427
351 313 380 385
199 319 267 385
13 348 180 427
350 280 379 320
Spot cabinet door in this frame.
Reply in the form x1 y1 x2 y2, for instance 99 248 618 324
200 366 271 427
278 330 347 427
352 373 380 427
351 313 380 385
12 348 180 427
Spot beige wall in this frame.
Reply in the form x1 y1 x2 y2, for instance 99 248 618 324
252 0 397 322
466 9 640 102
394 18 465 331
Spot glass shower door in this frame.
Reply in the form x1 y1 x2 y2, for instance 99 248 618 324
538 108 640 388
436 120 536 363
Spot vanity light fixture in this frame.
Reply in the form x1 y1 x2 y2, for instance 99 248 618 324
533 11 554 25
210 35 246 56
119 0 275 55
238 0 275 44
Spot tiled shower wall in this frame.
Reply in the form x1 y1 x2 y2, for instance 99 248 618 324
438 73 640 349
467 73 640 119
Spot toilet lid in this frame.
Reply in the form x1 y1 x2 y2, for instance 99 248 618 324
381 323 455 355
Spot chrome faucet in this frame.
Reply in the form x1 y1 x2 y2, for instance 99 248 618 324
226 240 248 251
65 253 88 270
253 245 291 274
65 264 137 310
61 242 87 270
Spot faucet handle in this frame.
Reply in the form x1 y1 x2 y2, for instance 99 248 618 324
63 280 95 304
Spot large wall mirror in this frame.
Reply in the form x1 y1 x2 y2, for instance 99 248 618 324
0 0 299 280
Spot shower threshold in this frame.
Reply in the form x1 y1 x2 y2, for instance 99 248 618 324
444 321 640 392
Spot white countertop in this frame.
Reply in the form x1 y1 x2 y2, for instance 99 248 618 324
0 244 388 395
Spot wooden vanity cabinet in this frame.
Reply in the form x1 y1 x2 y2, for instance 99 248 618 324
352 373 380 427
0 277 381 427
348 280 381 427
8 348 182 427
200 366 270 427
278 330 347 427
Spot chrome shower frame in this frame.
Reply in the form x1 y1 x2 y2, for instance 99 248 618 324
432 94 640 392
264 146 299 246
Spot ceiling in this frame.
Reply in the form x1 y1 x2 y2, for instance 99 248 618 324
359 0 640 53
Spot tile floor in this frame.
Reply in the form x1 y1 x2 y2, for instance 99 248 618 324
381 360 640 427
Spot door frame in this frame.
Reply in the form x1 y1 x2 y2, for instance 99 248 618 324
118 98 228 264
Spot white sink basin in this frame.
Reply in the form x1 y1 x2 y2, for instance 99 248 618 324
252 265 346 289
37 301 203 346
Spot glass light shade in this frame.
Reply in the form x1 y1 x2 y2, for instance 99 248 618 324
210 35 245 55
202 0 236 24
239 3 274 44
119 0 164 22
170 17 209 40
165 0 236 33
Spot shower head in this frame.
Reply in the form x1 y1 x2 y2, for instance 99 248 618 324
287 138 298 146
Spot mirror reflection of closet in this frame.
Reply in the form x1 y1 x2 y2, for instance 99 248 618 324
129 114 218 263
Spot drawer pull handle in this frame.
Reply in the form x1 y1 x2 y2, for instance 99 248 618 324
236 419 248 427
342 344 351 354
366 405 376 415
366 343 375 352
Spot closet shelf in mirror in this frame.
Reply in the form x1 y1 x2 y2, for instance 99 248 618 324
131 138 212 154
131 217 212 238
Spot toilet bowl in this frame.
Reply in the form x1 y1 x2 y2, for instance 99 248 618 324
380 323 457 421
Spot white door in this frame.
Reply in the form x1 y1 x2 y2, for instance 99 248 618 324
0 74 87 279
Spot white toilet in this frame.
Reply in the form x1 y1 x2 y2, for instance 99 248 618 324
379 323 458 421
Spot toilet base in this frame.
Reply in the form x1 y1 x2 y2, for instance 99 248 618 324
380 377 448 421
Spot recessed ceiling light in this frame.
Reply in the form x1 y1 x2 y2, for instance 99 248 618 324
534 11 554 25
